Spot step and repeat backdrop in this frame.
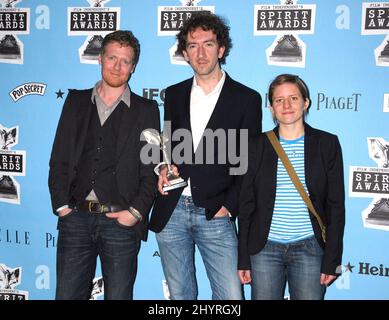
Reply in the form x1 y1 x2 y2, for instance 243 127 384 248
0 0 388 300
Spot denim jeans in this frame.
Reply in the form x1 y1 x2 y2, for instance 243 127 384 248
250 236 325 300
55 208 140 300
156 195 242 300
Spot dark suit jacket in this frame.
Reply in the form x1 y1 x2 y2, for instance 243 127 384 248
48 88 160 241
149 73 262 233
238 124 345 275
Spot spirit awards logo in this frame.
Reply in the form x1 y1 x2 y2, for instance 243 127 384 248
361 2 389 67
0 263 28 300
67 0 120 64
90 277 104 300
253 0 316 68
0 124 26 204
157 0 215 65
9 82 46 102
0 0 30 64
349 137 389 231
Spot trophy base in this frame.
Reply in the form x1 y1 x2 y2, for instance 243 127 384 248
163 178 188 192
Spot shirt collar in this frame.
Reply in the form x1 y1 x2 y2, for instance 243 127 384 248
192 70 226 96
91 80 131 108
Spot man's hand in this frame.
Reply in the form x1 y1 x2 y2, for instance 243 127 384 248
238 270 252 284
106 210 138 227
58 207 73 217
320 273 337 287
157 165 179 195
214 206 230 218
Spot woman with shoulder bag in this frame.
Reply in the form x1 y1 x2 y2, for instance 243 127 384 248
238 74 345 300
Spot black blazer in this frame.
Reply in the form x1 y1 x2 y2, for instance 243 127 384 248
48 88 160 241
149 73 262 233
238 124 345 275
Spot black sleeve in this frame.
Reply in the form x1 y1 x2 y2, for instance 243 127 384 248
48 90 75 214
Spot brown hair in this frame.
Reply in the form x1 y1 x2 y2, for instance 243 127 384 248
268 74 311 124
175 12 232 65
101 30 140 65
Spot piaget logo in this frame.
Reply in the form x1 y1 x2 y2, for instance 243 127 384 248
9 82 46 102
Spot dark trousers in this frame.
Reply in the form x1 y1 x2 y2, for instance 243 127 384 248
55 208 140 300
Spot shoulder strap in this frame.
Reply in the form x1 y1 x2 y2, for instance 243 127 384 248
265 130 326 243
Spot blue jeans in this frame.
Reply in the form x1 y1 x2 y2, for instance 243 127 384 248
156 196 242 300
55 208 140 300
250 236 325 300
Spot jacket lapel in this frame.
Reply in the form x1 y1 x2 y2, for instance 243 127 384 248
74 94 93 164
116 100 140 159
304 123 315 191
176 79 194 157
180 79 193 134
203 73 233 132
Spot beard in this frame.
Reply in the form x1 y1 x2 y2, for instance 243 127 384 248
101 70 130 88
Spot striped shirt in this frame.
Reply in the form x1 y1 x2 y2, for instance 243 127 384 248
268 135 314 243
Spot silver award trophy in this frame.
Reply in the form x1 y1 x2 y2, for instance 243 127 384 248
143 130 188 192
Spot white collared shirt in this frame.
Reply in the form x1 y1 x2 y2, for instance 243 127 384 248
182 70 226 196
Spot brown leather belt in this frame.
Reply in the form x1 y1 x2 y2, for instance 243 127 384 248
79 201 124 214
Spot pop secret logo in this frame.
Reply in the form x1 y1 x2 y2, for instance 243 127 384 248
9 82 46 102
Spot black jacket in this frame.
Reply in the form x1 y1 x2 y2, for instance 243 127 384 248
48 88 160 241
238 124 345 275
149 73 262 233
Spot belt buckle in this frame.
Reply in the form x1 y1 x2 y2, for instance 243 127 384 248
88 201 102 214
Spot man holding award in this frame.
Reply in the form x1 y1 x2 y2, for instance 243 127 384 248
149 12 262 300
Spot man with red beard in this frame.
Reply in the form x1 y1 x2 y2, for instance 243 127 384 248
49 30 160 300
